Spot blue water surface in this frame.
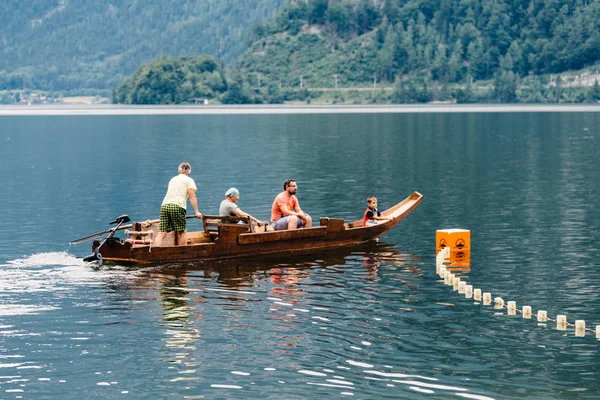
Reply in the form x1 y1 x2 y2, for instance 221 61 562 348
0 112 599 399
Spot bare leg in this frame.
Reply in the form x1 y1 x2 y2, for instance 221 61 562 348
154 232 167 246
288 215 299 230
303 215 312 228
176 230 187 245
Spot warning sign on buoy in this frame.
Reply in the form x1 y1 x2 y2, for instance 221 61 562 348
436 229 471 266
436 229 470 253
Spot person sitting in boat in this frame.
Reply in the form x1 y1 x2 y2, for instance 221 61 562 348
271 179 312 231
154 162 202 246
219 187 263 226
363 196 390 226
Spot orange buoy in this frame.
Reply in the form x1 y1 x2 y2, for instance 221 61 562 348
436 229 470 266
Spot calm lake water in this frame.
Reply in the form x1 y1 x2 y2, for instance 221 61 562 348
1 111 599 399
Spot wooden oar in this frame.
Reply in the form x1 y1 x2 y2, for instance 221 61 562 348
70 215 200 245
70 223 136 245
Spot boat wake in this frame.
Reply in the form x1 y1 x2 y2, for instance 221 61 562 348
0 252 144 316
5 251 88 269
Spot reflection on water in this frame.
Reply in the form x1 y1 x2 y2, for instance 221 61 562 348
112 243 492 399
2 112 600 399
0 237 591 399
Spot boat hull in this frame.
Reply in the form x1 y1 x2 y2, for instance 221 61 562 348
92 192 423 264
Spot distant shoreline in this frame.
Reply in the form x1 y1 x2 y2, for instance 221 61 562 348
1 104 600 116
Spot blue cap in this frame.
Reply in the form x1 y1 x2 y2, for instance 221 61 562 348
225 188 239 197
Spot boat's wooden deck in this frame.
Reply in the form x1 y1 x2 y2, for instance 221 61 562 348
127 191 423 248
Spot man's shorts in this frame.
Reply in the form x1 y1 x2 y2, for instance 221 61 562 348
159 204 187 232
272 216 303 231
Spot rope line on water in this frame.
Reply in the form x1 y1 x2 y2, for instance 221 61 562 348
436 247 600 339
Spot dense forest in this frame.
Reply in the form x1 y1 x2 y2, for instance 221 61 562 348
0 0 284 94
116 55 229 104
235 0 600 103
3 0 600 104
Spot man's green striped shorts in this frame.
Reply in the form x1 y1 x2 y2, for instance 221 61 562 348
159 204 187 232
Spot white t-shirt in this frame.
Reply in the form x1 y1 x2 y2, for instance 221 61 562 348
161 174 197 209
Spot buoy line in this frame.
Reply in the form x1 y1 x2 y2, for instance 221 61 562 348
436 247 600 339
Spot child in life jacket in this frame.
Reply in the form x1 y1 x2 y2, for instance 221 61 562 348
363 196 391 226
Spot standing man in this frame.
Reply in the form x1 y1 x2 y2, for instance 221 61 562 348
154 162 202 246
271 179 312 231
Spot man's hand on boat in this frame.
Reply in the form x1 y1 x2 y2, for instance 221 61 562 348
299 213 311 224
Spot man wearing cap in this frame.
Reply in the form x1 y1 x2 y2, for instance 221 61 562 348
271 179 312 230
220 188 263 226
154 162 202 246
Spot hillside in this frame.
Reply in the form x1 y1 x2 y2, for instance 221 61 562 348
0 0 284 94
237 0 600 102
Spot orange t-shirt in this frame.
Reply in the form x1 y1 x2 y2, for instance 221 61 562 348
271 192 299 222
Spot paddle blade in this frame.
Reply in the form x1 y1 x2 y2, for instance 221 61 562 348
83 251 103 267
110 215 130 225
83 253 99 262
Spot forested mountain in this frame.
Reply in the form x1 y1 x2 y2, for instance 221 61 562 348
116 55 228 104
0 0 284 94
4 0 600 103
238 0 600 97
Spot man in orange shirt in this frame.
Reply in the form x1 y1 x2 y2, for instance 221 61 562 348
270 179 312 231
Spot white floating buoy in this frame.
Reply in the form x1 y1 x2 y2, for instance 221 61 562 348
507 301 516 315
465 285 473 299
537 310 548 322
483 292 492 305
453 277 461 291
494 297 504 309
432 233 595 340
557 315 567 330
575 320 586 337
444 271 452 285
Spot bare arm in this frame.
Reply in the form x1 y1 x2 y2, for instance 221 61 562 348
188 189 202 218
280 203 304 218
234 207 260 224
373 214 391 221
291 203 310 222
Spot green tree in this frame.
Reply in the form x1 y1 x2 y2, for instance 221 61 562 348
111 89 118 104
117 55 228 104
308 0 328 25
356 0 379 35
494 67 518 103
456 76 476 103
586 79 600 102
376 27 398 82
553 74 563 103
326 0 353 37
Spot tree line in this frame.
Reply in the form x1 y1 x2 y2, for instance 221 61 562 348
0 0 284 94
233 0 600 103
4 0 600 103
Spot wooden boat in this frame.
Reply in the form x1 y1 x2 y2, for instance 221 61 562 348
88 191 423 265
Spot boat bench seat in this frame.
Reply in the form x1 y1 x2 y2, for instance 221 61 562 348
320 217 345 232
202 215 253 238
